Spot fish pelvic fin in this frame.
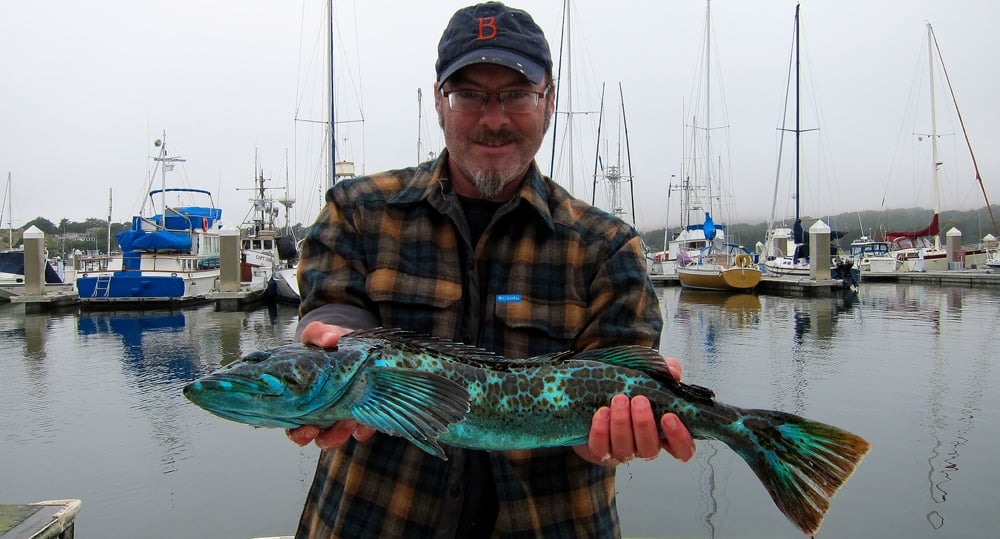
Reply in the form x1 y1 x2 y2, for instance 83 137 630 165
350 367 471 460
731 409 871 536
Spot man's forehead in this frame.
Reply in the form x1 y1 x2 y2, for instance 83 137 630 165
444 63 537 86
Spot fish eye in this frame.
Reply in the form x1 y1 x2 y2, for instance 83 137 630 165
281 373 301 388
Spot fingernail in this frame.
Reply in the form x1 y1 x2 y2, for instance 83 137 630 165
632 395 650 412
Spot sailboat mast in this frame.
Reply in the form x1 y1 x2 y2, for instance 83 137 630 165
794 3 801 231
620 82 637 227
927 22 941 251
416 88 423 164
705 0 713 210
327 0 336 191
547 1 568 179
565 0 575 196
590 84 604 205
5 172 12 248
928 24 998 236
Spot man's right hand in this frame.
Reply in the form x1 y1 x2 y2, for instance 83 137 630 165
284 321 377 450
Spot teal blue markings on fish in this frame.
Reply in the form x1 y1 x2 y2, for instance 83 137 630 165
183 328 870 536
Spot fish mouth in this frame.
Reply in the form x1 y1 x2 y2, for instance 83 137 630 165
203 406 304 429
184 369 336 429
184 376 284 397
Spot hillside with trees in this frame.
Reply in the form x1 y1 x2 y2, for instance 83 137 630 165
4 205 997 258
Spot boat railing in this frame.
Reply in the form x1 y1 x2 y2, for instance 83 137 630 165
74 255 115 273
74 252 221 274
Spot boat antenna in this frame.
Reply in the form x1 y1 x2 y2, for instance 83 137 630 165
107 187 113 255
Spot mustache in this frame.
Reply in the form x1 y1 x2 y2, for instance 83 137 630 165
469 129 521 146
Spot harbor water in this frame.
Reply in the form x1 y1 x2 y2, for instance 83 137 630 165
1 282 998 538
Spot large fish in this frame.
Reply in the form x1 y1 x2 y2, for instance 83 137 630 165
184 328 869 536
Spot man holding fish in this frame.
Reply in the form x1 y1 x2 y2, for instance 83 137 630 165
287 2 694 537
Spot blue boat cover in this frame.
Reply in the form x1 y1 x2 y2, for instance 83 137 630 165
117 230 192 253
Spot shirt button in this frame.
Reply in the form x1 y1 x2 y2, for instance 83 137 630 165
449 484 462 498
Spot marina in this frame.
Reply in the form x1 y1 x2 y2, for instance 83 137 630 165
2 282 998 538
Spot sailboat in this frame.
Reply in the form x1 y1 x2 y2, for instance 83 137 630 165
759 4 858 287
0 172 75 301
672 0 761 292
589 82 643 234
884 22 997 272
268 0 357 304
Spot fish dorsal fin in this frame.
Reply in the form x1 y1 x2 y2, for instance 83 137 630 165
570 345 673 377
570 346 715 403
344 328 570 370
350 366 471 459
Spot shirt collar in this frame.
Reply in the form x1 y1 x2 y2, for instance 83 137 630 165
388 148 556 232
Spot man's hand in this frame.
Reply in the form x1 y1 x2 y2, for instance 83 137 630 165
574 356 695 465
284 322 376 450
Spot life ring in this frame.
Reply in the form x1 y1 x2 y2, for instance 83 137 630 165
201 217 209 231
735 253 752 268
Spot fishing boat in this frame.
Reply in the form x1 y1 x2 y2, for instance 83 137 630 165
238 165 301 298
884 23 998 272
75 134 225 306
847 235 898 274
672 0 761 292
758 4 858 288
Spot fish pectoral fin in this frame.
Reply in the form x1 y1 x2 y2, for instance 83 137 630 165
350 367 471 460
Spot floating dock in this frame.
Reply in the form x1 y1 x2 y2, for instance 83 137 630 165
0 499 80 539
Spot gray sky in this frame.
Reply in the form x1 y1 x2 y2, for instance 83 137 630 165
2 0 998 235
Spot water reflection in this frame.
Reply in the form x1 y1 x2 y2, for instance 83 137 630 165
1 308 66 444
697 442 720 539
676 290 762 325
923 316 993 531
76 309 202 474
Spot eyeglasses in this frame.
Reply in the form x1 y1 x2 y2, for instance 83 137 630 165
440 87 549 114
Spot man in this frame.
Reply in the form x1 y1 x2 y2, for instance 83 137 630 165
287 2 694 537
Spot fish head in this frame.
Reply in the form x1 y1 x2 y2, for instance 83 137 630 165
183 342 363 429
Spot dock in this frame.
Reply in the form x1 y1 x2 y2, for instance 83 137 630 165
860 268 1000 287
0 499 80 539
651 273 854 297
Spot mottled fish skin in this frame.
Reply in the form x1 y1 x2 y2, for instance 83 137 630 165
184 328 870 536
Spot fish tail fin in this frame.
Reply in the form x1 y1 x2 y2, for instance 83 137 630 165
729 409 871 536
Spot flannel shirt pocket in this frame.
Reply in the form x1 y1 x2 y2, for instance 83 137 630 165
366 268 461 334
494 295 586 342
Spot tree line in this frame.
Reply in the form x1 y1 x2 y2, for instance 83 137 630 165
641 205 1000 252
5 205 999 257
2 216 309 257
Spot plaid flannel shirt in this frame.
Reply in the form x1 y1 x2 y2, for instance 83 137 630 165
295 150 663 538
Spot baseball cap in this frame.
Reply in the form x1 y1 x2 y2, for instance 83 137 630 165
436 2 553 85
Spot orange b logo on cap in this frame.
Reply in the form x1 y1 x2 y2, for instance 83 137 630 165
476 16 498 40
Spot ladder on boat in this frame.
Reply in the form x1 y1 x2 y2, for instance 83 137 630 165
91 274 112 298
